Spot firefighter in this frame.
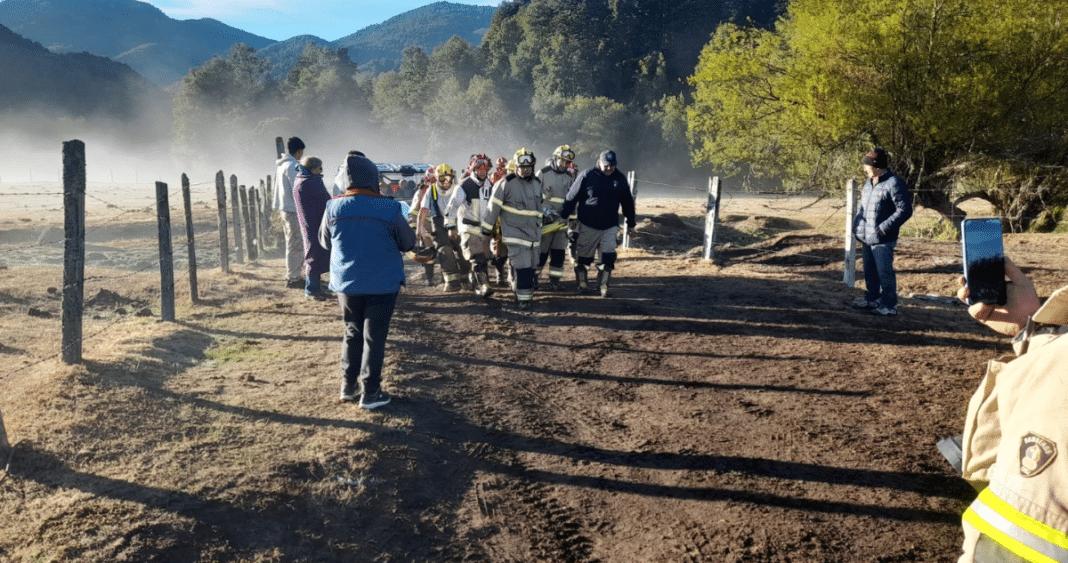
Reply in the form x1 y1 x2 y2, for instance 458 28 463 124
535 145 577 291
408 167 438 285
955 259 1068 563
482 148 543 310
488 156 510 286
416 163 465 292
560 150 636 297
445 154 496 297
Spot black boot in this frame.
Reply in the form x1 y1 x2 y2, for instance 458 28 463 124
423 264 436 286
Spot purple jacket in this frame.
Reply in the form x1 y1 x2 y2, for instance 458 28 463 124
293 172 331 277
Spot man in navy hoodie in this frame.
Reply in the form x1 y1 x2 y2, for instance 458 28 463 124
560 150 636 297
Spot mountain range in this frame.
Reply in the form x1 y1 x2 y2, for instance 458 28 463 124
0 0 495 86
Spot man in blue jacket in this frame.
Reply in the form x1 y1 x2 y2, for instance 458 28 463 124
852 148 913 316
560 150 636 297
319 153 416 409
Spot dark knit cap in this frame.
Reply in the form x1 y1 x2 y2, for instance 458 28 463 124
861 149 888 168
598 150 617 166
346 154 380 190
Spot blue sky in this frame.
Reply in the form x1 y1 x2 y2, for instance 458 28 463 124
141 0 501 42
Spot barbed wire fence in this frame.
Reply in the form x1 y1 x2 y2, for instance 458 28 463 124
0 141 278 429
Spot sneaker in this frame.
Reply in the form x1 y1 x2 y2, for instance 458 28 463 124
359 390 391 410
286 279 304 289
339 390 358 403
851 299 879 310
305 292 328 301
872 305 898 316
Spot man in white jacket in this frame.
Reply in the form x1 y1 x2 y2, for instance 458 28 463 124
274 136 306 288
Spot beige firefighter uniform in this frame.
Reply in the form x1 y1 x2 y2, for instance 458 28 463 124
535 163 575 285
958 285 1068 563
481 172 542 304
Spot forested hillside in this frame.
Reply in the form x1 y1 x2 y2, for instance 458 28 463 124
0 23 168 125
0 0 275 85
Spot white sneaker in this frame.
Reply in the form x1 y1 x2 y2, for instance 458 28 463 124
851 299 879 310
872 306 898 316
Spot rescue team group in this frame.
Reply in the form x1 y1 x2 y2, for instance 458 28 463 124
275 138 1067 563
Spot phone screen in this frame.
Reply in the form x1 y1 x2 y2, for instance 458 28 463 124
961 218 1006 306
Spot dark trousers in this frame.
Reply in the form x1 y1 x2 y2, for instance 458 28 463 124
861 240 898 308
339 292 398 395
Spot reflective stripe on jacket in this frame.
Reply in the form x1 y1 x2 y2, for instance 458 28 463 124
964 487 1068 563
482 173 542 247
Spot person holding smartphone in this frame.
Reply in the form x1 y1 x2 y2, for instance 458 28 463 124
954 259 1068 562
851 148 913 316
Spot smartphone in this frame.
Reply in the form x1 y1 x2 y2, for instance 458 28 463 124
961 218 1006 306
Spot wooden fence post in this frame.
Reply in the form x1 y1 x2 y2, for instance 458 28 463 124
155 182 175 321
703 176 721 261
62 140 86 364
181 174 199 303
249 188 261 256
215 171 230 273
623 171 638 249
230 175 244 264
843 179 858 287
0 407 9 450
240 185 256 260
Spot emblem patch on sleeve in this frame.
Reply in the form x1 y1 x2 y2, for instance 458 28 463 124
1020 433 1057 478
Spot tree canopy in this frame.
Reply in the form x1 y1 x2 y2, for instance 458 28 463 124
687 0 1068 230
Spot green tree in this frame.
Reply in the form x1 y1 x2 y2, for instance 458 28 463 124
284 43 366 128
688 0 1068 231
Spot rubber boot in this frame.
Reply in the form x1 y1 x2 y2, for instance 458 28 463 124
474 270 494 298
574 266 589 294
597 268 611 297
423 263 435 287
548 276 562 292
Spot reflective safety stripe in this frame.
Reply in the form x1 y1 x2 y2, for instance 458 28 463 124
963 488 1068 563
461 224 481 235
545 196 566 204
501 236 539 248
444 272 462 282
491 197 542 218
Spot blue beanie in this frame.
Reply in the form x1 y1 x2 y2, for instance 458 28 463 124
346 154 380 190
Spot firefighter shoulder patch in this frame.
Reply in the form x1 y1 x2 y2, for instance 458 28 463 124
1019 433 1057 478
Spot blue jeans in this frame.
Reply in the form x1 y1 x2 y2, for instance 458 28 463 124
862 240 898 309
305 274 322 296
339 292 398 395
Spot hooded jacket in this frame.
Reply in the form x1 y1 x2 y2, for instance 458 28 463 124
274 154 301 213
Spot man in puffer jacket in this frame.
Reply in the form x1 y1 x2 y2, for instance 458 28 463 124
319 153 416 410
851 148 913 316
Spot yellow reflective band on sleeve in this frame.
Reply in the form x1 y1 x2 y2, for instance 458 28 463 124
963 488 1068 563
500 203 542 218
546 196 566 204
501 236 539 248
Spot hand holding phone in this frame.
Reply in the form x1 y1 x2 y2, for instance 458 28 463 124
957 256 1041 336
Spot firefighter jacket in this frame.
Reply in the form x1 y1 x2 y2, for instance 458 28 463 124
958 285 1068 563
536 164 575 214
446 175 492 235
417 182 457 225
482 173 543 249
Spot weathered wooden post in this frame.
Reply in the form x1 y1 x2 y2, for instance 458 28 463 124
181 174 199 303
623 171 638 249
0 407 9 450
155 181 175 322
229 175 244 264
843 179 858 287
252 187 264 255
215 171 230 273
62 140 86 364
262 176 273 242
248 188 261 256
703 176 722 261
239 185 256 260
